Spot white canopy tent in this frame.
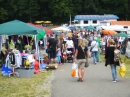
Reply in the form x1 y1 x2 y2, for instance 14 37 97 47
97 25 130 32
51 26 71 32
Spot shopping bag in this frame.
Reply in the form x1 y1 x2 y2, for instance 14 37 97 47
71 69 76 77
119 63 126 77
71 62 78 77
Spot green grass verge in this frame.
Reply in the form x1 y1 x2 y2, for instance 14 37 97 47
0 70 52 97
100 54 130 78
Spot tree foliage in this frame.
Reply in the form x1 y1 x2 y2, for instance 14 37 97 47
0 0 129 23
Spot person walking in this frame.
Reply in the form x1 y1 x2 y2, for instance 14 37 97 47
74 39 88 82
91 37 98 64
82 35 88 47
96 35 101 62
87 37 92 57
105 39 118 82
124 38 130 63
72 33 78 50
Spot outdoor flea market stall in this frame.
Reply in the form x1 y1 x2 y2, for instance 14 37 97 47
0 20 48 78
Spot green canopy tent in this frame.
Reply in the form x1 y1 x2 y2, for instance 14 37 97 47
86 25 95 30
0 20 44 67
114 33 128 38
0 20 42 57
0 20 41 35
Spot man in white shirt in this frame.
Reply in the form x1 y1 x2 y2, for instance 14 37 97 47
91 37 98 64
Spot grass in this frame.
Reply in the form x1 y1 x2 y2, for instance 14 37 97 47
100 54 130 78
0 70 52 97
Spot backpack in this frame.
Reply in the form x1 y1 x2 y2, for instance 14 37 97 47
114 49 121 62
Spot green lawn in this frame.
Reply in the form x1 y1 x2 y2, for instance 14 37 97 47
100 54 130 78
0 70 52 97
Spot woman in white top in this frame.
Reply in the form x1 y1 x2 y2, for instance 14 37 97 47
91 37 98 64
124 38 130 63
66 37 74 53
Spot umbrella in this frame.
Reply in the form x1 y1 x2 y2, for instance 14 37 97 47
114 33 128 37
51 27 71 32
37 30 46 39
68 26 75 30
86 25 95 30
44 21 51 24
102 30 117 35
0 20 41 35
28 22 43 29
34 21 44 24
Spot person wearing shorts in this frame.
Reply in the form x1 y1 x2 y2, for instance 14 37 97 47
47 34 57 63
74 39 88 82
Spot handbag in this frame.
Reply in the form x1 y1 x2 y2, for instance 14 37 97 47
46 38 56 53
81 46 89 68
90 43 97 52
85 59 89 68
46 48 51 53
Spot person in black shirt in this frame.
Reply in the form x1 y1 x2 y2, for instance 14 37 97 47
74 39 88 82
105 39 119 82
72 33 78 50
47 34 57 63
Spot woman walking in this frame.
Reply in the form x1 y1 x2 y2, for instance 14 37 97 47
105 39 118 82
74 39 88 82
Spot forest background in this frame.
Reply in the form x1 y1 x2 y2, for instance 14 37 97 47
0 0 130 24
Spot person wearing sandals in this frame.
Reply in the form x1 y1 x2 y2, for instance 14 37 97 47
74 39 88 82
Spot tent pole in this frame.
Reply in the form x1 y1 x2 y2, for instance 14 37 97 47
34 35 37 53
35 32 40 68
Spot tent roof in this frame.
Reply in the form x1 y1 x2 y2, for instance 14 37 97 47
0 20 41 35
27 22 52 34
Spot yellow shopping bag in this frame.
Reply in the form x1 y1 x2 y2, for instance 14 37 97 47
119 63 126 77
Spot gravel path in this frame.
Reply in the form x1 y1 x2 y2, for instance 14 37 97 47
51 58 130 97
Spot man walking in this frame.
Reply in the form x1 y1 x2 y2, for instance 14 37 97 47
96 35 101 62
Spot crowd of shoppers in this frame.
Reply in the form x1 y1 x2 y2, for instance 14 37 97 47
45 29 130 83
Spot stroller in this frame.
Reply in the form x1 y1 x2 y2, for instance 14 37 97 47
63 48 74 63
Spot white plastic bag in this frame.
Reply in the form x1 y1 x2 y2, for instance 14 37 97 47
71 62 78 77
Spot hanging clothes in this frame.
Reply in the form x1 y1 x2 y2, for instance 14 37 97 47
5 50 22 68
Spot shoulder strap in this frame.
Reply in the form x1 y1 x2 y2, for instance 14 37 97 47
91 42 97 50
81 46 86 58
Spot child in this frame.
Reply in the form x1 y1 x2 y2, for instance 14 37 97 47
56 45 61 65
